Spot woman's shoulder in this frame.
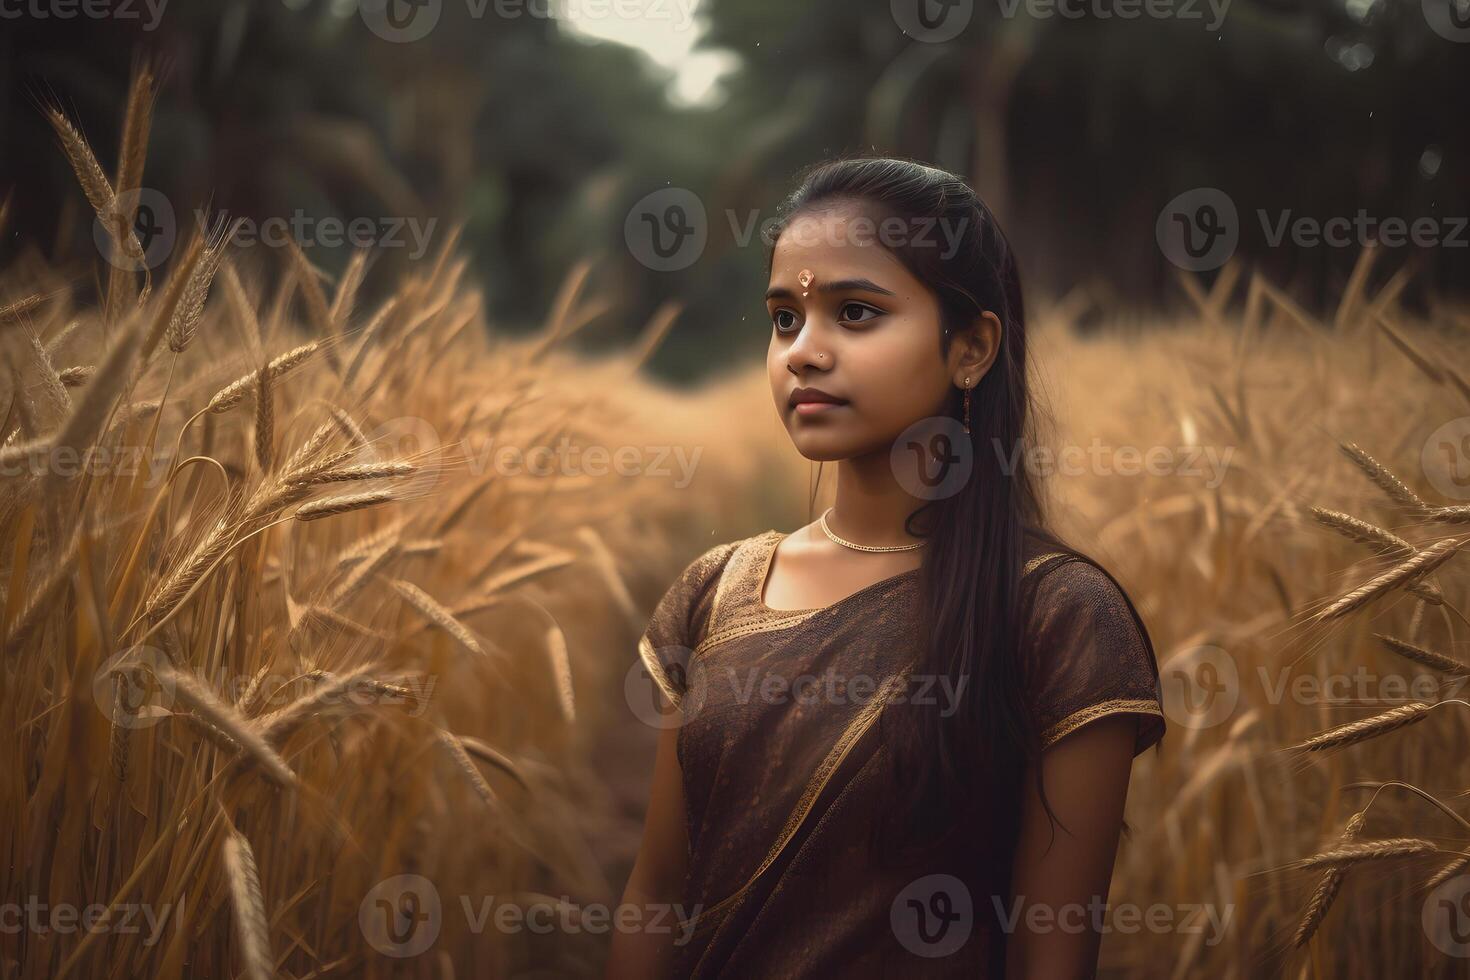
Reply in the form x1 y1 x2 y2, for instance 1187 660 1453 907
652 530 775 622
1020 532 1139 610
677 530 776 582
1016 541 1166 753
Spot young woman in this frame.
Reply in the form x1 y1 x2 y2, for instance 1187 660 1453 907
607 158 1165 978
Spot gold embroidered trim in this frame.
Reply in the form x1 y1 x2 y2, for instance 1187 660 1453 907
636 635 684 710
696 532 826 657
1024 550 1066 576
695 610 817 658
1041 698 1164 749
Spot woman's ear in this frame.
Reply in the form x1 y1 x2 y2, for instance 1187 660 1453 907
952 310 1003 386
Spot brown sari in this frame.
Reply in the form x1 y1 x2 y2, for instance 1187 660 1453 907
636 528 1166 977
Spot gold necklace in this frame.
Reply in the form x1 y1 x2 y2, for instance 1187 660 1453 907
818 507 927 553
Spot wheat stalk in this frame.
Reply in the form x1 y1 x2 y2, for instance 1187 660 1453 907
256 667 405 745
219 259 263 350
1291 702 1435 752
1338 441 1429 513
343 294 400 387
1309 507 1413 558
108 678 130 783
1316 538 1464 620
1429 505 1470 525
159 665 297 788
1375 633 1470 676
329 247 368 328
329 536 401 605
49 316 142 459
1295 810 1366 947
115 57 154 199
0 292 44 322
295 490 396 521
391 579 484 657
45 107 115 222
254 367 274 472
291 461 416 486
1426 854 1470 891
457 735 528 790
438 729 502 810
142 511 240 625
182 711 243 754
24 327 72 424
285 239 340 369
293 605 393 644
1296 838 1438 870
237 663 274 718
206 341 319 414
326 405 374 453
222 829 273 980
166 226 232 353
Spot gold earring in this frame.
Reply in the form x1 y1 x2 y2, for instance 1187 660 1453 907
962 377 972 434
798 269 814 297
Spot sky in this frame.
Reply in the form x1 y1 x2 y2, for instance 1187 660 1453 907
553 0 741 107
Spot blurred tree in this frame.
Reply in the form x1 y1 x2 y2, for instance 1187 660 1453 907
0 0 1464 384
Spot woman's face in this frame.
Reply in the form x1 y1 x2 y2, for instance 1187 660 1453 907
765 203 998 462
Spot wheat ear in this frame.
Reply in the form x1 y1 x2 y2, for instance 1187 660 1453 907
1297 838 1438 870
391 579 484 657
1294 810 1366 947
295 490 396 521
1426 854 1470 891
222 829 273 980
0 293 44 322
1291 702 1435 752
206 342 319 414
1375 633 1470 676
1316 538 1463 620
1338 441 1428 513
160 665 296 788
1309 507 1413 557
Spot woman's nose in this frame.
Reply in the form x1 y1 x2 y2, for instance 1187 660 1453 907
785 324 832 373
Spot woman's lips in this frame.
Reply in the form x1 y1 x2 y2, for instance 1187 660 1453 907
793 401 847 416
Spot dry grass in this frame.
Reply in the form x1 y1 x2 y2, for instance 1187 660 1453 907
1011 253 1470 977
0 69 748 978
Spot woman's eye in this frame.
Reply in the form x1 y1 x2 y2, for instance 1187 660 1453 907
772 308 800 333
839 303 881 324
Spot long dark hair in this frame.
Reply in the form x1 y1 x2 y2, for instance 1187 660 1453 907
765 157 1076 891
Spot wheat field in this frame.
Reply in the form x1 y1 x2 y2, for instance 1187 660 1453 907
3 67 1470 978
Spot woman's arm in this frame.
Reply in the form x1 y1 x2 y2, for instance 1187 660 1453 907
604 719 690 979
1005 715 1139 980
